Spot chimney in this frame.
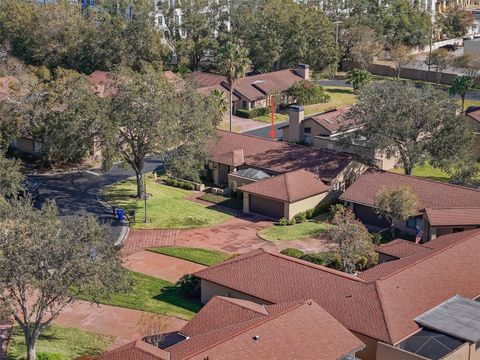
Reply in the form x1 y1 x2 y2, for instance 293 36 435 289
296 64 310 81
288 105 304 143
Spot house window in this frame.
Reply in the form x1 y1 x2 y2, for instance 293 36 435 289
250 101 256 109
333 182 340 191
304 127 311 134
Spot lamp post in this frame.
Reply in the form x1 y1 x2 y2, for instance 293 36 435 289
143 172 147 224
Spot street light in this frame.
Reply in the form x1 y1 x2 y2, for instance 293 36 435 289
143 172 147 224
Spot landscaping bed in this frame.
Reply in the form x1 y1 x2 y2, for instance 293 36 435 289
6 325 114 360
101 177 231 229
77 271 201 320
198 193 243 210
148 247 231 266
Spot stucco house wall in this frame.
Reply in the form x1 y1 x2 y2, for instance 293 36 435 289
286 192 329 220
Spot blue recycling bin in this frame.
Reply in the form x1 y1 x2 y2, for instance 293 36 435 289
116 208 125 221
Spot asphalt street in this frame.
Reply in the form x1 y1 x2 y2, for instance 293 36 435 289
28 157 164 242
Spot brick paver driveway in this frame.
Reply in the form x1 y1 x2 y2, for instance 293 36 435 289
123 214 335 256
124 251 206 283
55 301 187 349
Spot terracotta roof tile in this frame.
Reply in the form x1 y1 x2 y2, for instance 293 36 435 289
466 107 480 126
309 107 357 134
187 72 227 88
167 298 364 360
195 229 480 344
209 130 355 181
339 170 480 211
424 208 480 227
227 69 302 101
238 169 331 202
376 239 435 259
97 339 170 360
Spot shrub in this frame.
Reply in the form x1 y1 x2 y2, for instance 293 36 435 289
175 274 201 299
235 107 270 119
300 252 341 269
278 217 289 226
37 353 65 360
287 80 331 106
293 211 307 224
287 218 297 226
164 177 195 190
305 208 315 219
280 248 305 258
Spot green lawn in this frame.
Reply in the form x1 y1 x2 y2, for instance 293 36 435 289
464 99 480 109
6 325 114 360
258 219 332 242
303 86 357 116
253 112 288 123
102 177 231 229
78 271 201 320
390 163 480 184
148 247 231 266
198 193 243 210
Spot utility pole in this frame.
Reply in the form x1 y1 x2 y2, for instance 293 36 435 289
427 6 435 79
143 173 147 224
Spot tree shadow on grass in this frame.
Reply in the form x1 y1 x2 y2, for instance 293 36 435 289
153 286 202 314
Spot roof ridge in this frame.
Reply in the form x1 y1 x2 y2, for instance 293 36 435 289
373 282 395 344
216 296 269 316
177 301 305 360
194 249 267 276
266 250 366 283
383 170 480 194
377 228 480 281
426 206 480 210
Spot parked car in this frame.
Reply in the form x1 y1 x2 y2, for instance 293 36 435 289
439 44 457 52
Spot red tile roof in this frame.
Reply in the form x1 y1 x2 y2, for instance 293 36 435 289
195 229 480 345
466 107 480 126
209 130 355 181
96 339 170 360
339 170 480 211
187 72 227 88
308 107 357 134
227 69 302 101
376 239 435 259
238 169 331 202
168 297 364 360
424 208 480 227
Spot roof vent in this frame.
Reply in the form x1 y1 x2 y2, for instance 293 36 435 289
346 294 353 298
253 335 260 341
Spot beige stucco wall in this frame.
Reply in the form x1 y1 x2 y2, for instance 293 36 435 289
286 192 329 220
376 342 429 360
212 162 230 186
200 279 271 305
332 161 369 189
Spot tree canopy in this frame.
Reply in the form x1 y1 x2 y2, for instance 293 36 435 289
342 81 477 179
104 66 220 197
0 198 127 360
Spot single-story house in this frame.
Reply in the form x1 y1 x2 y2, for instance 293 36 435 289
98 296 365 360
189 64 310 113
208 130 368 220
280 105 398 170
466 106 480 159
194 228 480 360
339 170 480 241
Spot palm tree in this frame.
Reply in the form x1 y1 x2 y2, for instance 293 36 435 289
217 42 250 131
449 75 474 113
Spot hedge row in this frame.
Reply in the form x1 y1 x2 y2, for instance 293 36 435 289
235 107 270 119
164 177 196 190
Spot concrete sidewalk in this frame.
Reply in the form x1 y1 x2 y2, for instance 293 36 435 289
124 251 206 283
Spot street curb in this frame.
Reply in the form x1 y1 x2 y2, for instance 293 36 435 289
115 225 130 247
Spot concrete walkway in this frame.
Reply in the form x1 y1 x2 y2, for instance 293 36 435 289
123 215 336 256
54 301 187 349
124 251 206 283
